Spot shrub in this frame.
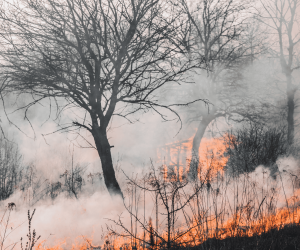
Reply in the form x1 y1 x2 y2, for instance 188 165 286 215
224 123 288 176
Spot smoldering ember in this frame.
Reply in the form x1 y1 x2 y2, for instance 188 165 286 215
0 0 299 249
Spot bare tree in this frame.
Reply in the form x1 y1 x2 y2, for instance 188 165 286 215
109 165 205 249
0 0 195 197
0 136 22 201
179 0 264 179
258 0 300 145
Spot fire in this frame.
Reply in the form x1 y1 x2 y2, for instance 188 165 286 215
106 205 300 248
34 236 97 250
181 204 300 245
36 191 300 250
94 137 300 249
35 240 66 250
158 135 230 182
193 136 229 182
22 137 300 249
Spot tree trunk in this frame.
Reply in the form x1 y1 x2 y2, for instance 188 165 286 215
188 112 216 181
287 74 295 145
92 126 123 198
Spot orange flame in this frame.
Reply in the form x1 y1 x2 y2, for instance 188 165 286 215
34 236 98 250
158 136 231 182
36 136 300 249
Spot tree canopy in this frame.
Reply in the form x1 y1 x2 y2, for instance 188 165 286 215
0 0 195 196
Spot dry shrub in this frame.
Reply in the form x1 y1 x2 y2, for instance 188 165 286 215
225 123 288 176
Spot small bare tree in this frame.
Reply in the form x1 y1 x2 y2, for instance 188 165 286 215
0 0 197 197
60 164 85 199
109 164 205 249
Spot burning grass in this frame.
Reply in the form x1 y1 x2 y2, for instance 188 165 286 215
1 133 300 250
194 223 300 250
102 175 299 250
31 135 300 250
34 237 96 250
103 135 300 250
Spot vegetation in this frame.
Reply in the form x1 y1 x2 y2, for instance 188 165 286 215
258 0 300 145
179 0 266 180
193 224 300 250
0 126 299 249
106 133 300 250
20 210 41 250
0 0 297 198
225 123 288 175
0 0 299 249
0 0 197 197
0 136 22 201
0 134 102 204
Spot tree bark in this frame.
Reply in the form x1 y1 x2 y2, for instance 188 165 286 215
92 126 123 198
188 112 216 180
287 74 295 145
